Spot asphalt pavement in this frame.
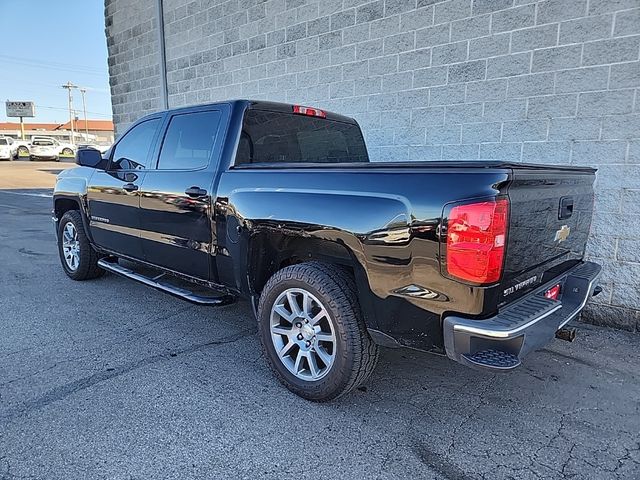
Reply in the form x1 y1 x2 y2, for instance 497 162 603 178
0 165 639 479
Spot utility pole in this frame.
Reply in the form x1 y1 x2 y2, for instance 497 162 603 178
79 87 88 140
61 81 77 145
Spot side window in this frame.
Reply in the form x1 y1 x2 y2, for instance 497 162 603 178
110 118 160 170
157 111 221 170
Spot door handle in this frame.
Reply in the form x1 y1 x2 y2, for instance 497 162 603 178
123 183 138 192
185 186 207 198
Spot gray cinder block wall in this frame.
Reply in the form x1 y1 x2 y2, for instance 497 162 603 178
105 0 640 331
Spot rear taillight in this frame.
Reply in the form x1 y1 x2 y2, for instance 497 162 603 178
446 198 509 284
292 104 326 118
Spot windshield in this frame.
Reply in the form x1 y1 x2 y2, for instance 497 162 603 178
236 109 369 165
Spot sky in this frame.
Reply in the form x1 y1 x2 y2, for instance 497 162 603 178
0 0 112 124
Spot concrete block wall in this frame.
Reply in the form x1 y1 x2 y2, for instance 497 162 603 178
105 0 164 125
105 0 640 330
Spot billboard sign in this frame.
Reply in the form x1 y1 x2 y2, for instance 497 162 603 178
6 101 35 118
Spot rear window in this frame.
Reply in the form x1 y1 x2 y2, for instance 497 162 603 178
235 109 369 166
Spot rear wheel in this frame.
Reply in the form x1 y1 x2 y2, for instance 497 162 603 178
257 262 379 401
57 210 104 280
17 146 28 157
62 147 73 156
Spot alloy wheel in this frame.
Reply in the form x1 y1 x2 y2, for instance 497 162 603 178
270 288 337 381
62 222 80 271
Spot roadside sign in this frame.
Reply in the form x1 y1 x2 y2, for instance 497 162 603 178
6 101 35 118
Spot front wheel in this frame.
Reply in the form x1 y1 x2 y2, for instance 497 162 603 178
257 262 379 401
17 146 28 157
57 210 104 280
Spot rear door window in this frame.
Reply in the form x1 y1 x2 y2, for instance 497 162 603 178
156 111 221 170
235 110 369 165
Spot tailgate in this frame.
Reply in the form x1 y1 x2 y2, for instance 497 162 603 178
500 166 596 304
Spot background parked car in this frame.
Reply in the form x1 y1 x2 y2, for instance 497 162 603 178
0 137 18 160
29 138 60 161
14 136 75 158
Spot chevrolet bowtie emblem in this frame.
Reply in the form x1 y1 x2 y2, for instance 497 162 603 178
555 225 570 243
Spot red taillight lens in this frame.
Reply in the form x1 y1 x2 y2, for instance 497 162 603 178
544 284 561 300
293 104 326 118
446 199 509 284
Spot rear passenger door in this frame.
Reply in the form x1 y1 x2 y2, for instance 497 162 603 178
138 106 227 281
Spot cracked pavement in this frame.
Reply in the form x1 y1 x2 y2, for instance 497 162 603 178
0 182 639 479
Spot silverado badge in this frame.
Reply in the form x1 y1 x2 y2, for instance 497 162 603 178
554 225 570 243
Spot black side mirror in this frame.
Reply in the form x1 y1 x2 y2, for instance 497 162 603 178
76 148 107 169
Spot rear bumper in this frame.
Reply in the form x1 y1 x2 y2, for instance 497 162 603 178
443 261 601 371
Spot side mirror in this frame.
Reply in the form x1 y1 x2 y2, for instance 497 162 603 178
76 148 107 169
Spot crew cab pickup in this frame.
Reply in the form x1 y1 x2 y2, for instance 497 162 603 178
53 100 601 401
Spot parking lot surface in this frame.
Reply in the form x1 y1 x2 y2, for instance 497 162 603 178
1 163 639 479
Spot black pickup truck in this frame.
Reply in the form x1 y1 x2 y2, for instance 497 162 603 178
53 100 601 401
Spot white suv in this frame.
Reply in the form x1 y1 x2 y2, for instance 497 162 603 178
29 138 61 161
14 136 76 158
0 137 18 161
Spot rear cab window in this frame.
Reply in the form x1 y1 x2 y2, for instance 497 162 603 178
235 109 369 166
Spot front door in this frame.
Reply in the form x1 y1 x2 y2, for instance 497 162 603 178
138 107 226 281
86 117 162 260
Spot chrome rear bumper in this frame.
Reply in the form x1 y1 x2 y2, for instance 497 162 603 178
443 261 601 371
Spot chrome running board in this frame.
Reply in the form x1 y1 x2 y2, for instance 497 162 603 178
97 257 236 306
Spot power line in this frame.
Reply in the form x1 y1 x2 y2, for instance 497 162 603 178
0 76 111 94
0 57 107 77
0 54 106 74
36 105 112 118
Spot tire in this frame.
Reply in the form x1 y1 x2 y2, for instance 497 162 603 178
57 210 104 280
17 146 28 157
62 148 73 156
257 262 379 402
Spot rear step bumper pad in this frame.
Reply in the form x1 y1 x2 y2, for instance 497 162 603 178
98 258 236 306
443 261 601 372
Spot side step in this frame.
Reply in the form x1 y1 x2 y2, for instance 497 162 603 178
97 258 236 306
461 350 521 371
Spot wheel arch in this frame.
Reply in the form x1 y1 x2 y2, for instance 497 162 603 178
53 195 94 243
246 231 379 329
54 197 80 217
